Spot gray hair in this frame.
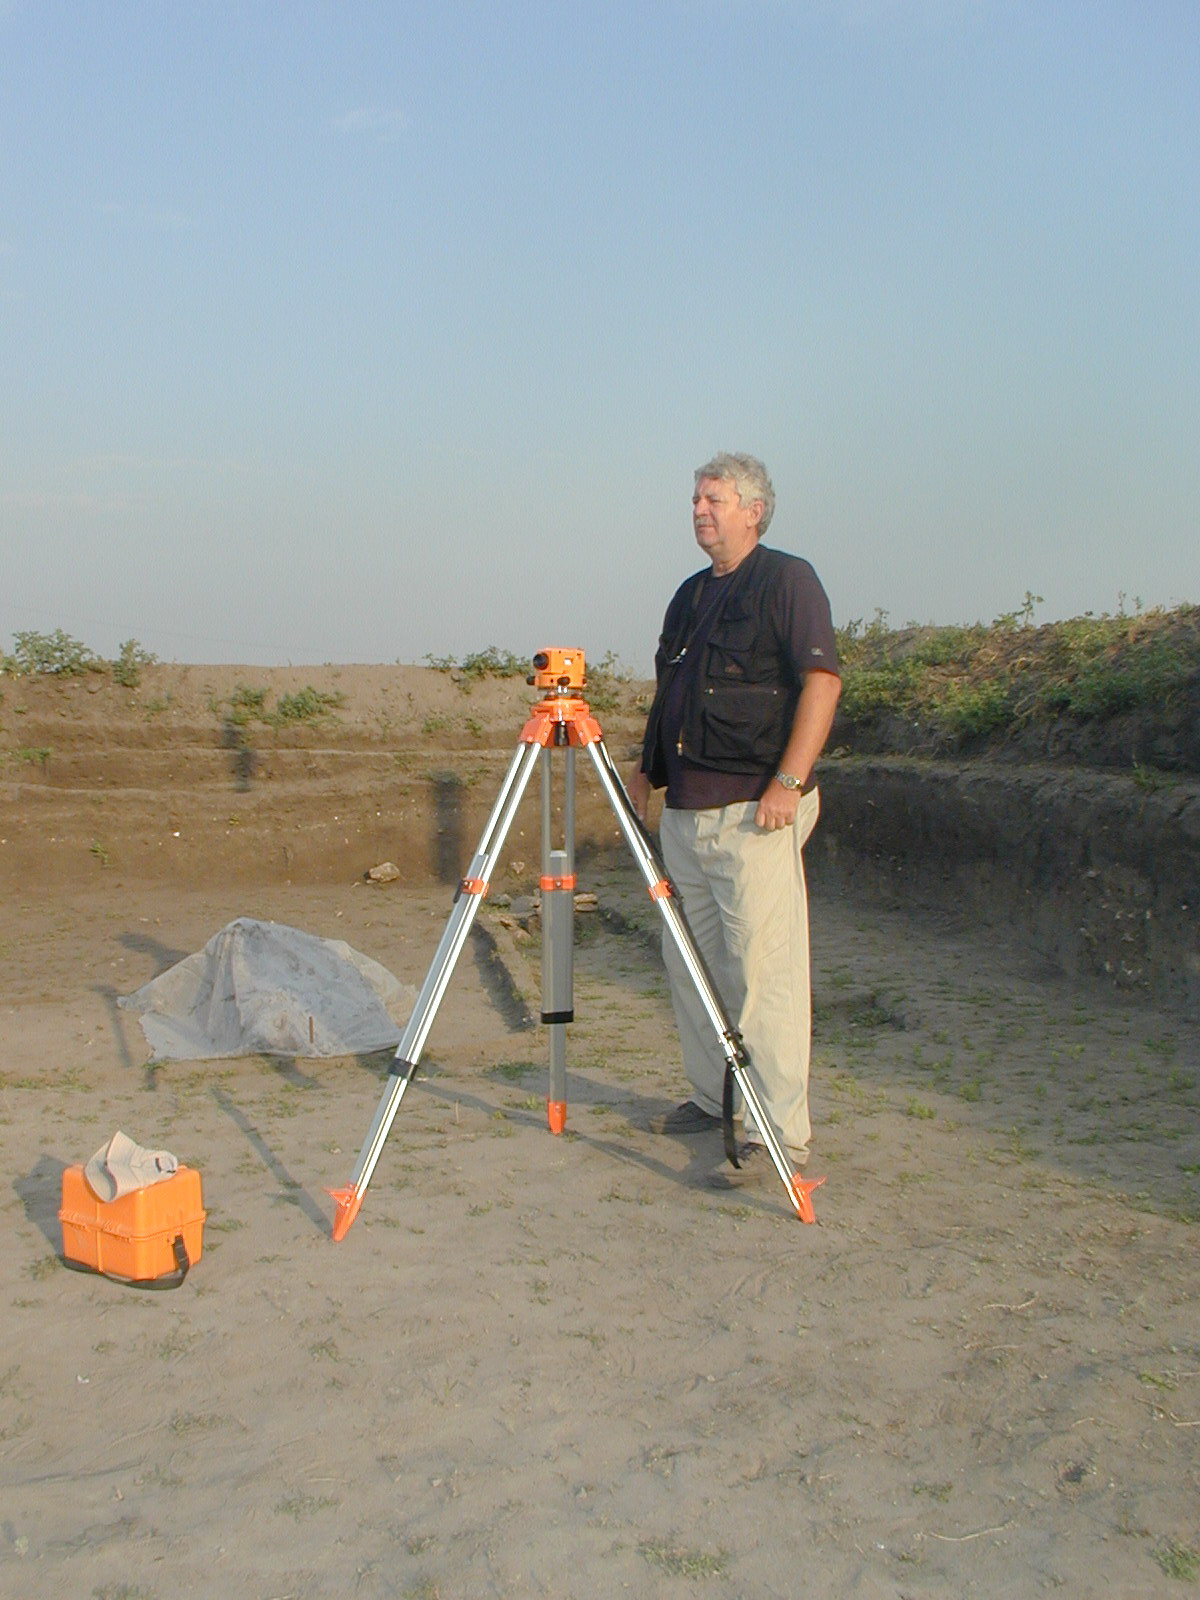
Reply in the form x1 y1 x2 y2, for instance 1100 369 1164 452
694 451 775 536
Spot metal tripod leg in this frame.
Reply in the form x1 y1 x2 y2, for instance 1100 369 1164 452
328 738 543 1240
582 734 825 1223
541 745 575 1134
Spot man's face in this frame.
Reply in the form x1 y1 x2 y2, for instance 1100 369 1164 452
692 477 762 569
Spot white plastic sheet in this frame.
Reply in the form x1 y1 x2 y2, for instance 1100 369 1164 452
119 918 416 1060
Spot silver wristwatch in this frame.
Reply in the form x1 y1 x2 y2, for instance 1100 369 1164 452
775 771 808 791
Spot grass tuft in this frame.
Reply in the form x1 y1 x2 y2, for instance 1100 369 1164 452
639 1540 729 1578
1152 1538 1200 1581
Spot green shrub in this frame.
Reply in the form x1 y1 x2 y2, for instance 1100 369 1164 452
219 683 345 728
936 679 1012 739
112 638 158 688
837 662 919 722
270 687 346 723
907 625 984 669
1037 633 1192 718
226 685 269 726
425 646 529 685
7 629 101 676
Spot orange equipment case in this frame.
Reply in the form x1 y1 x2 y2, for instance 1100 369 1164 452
59 1165 206 1285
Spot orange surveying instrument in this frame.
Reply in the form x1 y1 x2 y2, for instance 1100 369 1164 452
328 647 824 1239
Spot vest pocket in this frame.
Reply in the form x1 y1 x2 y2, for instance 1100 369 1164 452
703 608 758 680
699 682 789 764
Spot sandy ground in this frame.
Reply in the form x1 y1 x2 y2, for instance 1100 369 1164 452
2 857 1198 1599
2 662 1199 1596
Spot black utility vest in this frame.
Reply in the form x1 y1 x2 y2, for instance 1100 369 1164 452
641 544 802 787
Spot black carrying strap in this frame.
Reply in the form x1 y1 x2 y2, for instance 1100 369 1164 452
63 1233 191 1291
665 555 753 667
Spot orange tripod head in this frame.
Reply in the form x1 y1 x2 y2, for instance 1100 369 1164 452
528 648 586 693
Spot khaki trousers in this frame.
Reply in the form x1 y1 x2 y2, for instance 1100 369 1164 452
658 790 820 1161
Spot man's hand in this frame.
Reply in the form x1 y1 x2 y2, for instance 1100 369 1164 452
755 779 801 831
756 669 840 830
627 768 652 821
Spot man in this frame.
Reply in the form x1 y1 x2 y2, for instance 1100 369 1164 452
628 452 841 1185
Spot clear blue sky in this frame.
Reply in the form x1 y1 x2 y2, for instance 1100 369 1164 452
2 1 1197 671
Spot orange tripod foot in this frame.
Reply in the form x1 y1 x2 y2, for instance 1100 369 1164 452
327 1185 364 1241
790 1173 826 1224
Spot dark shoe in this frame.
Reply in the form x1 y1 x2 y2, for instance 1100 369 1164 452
706 1141 794 1190
648 1099 722 1135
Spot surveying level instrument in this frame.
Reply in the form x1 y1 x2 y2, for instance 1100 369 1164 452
328 647 825 1239
528 647 586 691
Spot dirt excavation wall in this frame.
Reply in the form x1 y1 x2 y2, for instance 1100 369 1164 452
2 664 1197 1020
0 664 647 898
809 758 1200 1021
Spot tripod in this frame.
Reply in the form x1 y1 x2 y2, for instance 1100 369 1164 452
328 648 824 1238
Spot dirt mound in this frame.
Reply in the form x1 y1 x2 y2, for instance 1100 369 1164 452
834 604 1200 771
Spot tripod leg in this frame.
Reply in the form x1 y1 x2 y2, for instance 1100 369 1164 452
582 736 824 1223
541 747 575 1132
329 739 543 1239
